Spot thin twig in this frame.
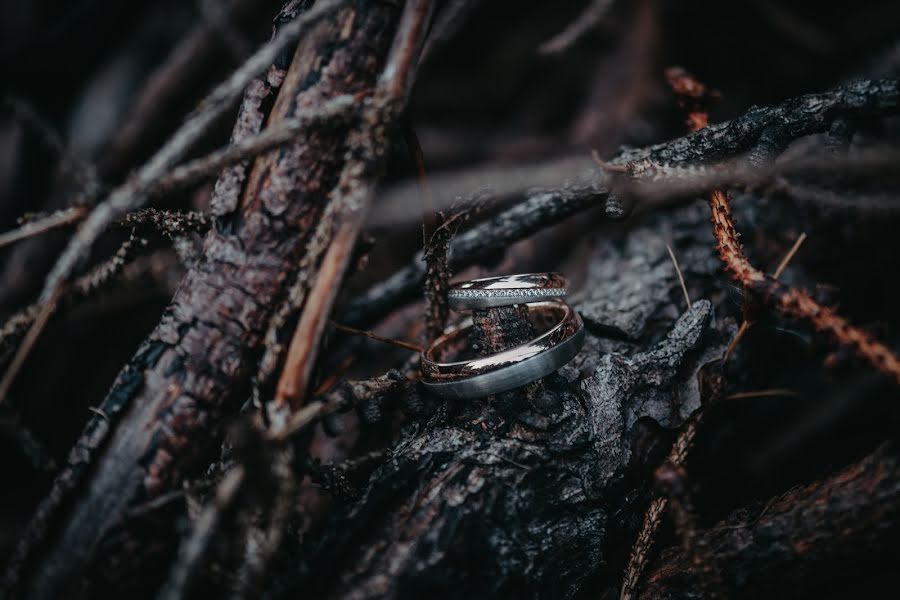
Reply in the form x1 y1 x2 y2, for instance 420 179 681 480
330 321 423 353
0 234 149 390
0 289 60 405
424 209 467 342
2 95 99 193
620 411 705 599
157 467 246 600
38 0 348 306
772 232 807 279
725 388 799 400
375 147 900 230
655 465 727 599
0 207 88 250
666 243 692 309
668 67 900 385
722 321 750 364
538 0 616 56
0 96 352 250
267 371 408 443
400 119 436 240
724 231 806 363
155 94 358 194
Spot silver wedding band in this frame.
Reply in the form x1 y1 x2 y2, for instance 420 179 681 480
421 290 584 399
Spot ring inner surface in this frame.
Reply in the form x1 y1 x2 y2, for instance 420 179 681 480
422 301 578 381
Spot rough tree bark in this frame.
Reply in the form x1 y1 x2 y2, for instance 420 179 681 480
3 2 421 597
641 443 900 600
3 2 900 599
272 194 900 598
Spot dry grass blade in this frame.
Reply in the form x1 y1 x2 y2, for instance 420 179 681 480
772 232 807 279
725 388 799 400
0 289 60 405
666 243 692 309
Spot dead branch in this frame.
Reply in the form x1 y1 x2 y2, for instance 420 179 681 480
36 0 348 307
639 444 900 599
342 79 900 329
0 207 87 250
538 0 616 56
2 2 430 597
267 0 434 423
665 67 900 385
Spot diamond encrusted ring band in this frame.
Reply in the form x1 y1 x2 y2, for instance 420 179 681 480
447 272 569 310
420 299 584 399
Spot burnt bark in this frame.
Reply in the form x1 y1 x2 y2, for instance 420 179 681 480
3 3 900 599
288 294 723 598
4 2 407 597
640 444 900 600
339 79 900 329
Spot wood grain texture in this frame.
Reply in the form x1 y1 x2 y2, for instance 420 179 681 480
5 2 404 597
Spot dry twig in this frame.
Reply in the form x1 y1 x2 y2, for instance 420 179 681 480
38 0 348 306
330 321 422 353
666 243 692 310
342 79 900 329
538 0 616 56
723 231 806 363
0 207 87 250
665 67 900 385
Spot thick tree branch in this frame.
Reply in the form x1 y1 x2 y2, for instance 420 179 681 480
37 0 347 306
640 445 900 599
3 2 424 597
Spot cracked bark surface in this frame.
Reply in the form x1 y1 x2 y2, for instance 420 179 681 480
278 194 737 598
4 2 900 598
277 194 899 599
640 443 900 600
3 2 404 597
294 302 721 599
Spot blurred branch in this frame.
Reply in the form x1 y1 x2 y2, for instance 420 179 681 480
344 78 900 329
38 0 347 306
640 444 900 599
538 0 615 56
665 66 900 385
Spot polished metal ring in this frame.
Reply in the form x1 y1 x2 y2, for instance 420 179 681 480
447 272 568 310
420 299 584 399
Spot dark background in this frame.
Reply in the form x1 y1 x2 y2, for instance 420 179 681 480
1 0 899 582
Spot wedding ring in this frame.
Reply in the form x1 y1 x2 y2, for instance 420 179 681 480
420 299 584 399
447 272 568 310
